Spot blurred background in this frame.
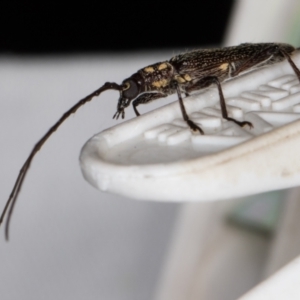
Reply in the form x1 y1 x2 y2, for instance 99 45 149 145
1 1 300 300
0 1 233 54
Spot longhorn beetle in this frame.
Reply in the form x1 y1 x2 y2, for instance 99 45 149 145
1 43 300 240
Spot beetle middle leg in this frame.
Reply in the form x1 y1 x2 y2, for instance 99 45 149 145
133 89 204 134
171 80 204 134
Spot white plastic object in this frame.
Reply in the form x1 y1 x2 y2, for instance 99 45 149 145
80 52 300 202
238 255 300 300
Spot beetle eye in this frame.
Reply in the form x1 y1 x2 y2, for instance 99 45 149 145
122 79 139 99
123 82 130 91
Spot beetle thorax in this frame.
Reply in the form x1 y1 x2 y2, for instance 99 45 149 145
138 62 174 92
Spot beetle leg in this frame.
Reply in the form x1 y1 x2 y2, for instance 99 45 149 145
187 76 253 128
132 92 167 116
279 48 300 82
171 80 204 134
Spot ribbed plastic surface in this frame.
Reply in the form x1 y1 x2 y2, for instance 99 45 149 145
80 52 300 202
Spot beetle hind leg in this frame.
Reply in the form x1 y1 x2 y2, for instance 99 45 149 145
209 76 253 128
225 117 253 128
211 77 253 128
186 76 253 129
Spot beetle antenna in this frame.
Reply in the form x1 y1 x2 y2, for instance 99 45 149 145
0 82 122 241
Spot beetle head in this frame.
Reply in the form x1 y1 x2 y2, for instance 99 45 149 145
113 73 144 119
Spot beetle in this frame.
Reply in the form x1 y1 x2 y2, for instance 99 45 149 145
1 43 300 240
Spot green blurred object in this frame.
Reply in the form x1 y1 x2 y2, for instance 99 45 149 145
228 190 286 235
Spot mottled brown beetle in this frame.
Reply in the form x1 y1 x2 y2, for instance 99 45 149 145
1 43 300 240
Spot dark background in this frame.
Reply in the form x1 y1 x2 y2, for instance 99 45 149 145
0 1 234 54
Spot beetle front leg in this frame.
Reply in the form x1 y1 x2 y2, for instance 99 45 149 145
132 92 167 116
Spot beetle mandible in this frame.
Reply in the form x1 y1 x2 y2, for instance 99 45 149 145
1 43 300 240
